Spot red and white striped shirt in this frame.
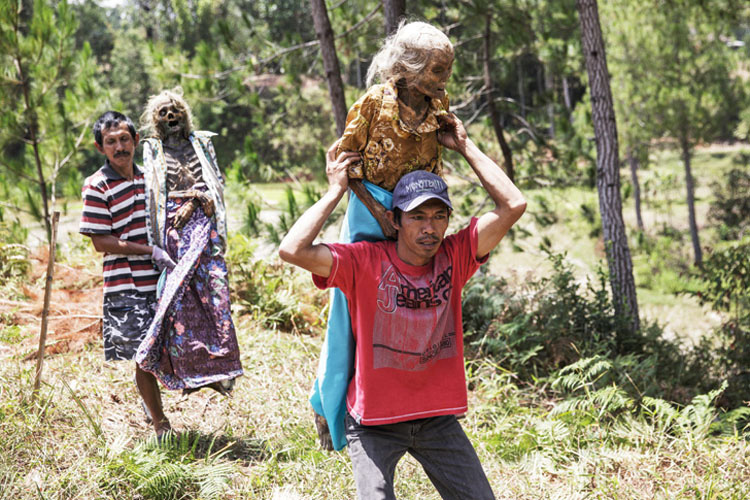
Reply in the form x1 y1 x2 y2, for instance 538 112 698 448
79 163 160 295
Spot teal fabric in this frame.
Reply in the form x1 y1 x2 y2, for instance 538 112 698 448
310 180 393 451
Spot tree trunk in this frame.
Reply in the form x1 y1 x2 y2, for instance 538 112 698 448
545 67 555 138
15 50 51 241
33 210 59 397
383 0 405 36
680 133 702 265
563 76 572 112
517 57 526 118
483 14 514 182
309 0 347 135
626 146 644 231
577 0 640 333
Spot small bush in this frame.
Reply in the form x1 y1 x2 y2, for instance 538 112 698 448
688 238 750 406
464 253 628 378
0 224 31 301
708 162 750 241
463 253 688 400
632 232 703 294
225 233 327 334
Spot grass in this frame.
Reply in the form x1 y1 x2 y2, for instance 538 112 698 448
2 317 749 499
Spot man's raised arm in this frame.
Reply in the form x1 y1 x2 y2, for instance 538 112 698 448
278 142 360 278
438 114 527 259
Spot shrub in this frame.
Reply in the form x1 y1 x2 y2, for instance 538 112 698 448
225 233 327 334
689 238 750 407
464 253 628 378
708 161 750 241
694 238 750 323
102 432 235 500
0 223 31 301
463 252 687 399
631 231 704 295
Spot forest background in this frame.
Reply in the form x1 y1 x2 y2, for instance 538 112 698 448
2 0 750 498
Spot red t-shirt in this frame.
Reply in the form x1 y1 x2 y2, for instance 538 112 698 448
313 218 488 425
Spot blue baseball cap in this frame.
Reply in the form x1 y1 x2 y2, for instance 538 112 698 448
392 171 452 212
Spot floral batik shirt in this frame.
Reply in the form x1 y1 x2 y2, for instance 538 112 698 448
337 80 450 192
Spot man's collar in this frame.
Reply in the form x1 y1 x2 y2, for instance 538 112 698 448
102 160 142 180
383 80 448 135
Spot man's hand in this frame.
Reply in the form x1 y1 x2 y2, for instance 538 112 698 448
151 246 176 271
437 113 469 153
326 140 359 195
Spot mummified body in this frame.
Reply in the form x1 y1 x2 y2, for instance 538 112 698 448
134 89 242 394
154 96 215 227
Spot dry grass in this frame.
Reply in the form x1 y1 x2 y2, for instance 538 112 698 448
2 291 749 499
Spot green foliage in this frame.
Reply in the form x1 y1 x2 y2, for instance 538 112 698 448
263 182 337 245
696 238 750 322
102 432 235 499
465 253 633 378
551 355 637 423
225 233 326 334
242 198 262 237
463 251 697 403
736 106 750 141
604 0 743 152
642 381 750 440
707 162 750 241
688 238 750 407
0 225 30 300
579 201 601 238
632 232 703 295
0 0 100 236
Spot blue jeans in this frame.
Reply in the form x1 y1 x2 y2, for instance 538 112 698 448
345 413 495 500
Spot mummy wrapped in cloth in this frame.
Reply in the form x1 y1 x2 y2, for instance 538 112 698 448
135 88 243 395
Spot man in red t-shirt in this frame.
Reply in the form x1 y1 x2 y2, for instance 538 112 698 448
280 114 526 500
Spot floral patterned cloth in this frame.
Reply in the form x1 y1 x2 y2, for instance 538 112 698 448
337 80 449 191
135 198 242 390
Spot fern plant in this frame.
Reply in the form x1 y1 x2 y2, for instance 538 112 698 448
102 431 235 500
550 355 636 425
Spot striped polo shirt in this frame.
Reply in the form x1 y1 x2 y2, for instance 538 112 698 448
79 162 160 295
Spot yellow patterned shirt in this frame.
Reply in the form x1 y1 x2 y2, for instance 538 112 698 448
337 80 449 191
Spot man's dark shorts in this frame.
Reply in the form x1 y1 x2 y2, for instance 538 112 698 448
102 290 157 361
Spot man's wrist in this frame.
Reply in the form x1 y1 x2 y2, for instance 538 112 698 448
457 138 476 157
328 183 347 200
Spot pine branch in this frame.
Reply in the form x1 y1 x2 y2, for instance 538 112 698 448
181 3 381 80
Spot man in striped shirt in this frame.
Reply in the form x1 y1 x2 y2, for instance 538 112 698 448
80 111 176 437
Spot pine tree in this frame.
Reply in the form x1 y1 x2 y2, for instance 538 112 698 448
0 0 99 240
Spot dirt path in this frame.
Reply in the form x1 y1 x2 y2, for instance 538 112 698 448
1 246 103 360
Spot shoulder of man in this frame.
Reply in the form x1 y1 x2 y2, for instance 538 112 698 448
341 239 392 264
82 165 110 191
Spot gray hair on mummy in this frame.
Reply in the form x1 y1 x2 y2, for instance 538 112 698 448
365 21 453 88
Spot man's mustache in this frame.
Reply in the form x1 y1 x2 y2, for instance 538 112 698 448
417 236 440 244
114 151 130 157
